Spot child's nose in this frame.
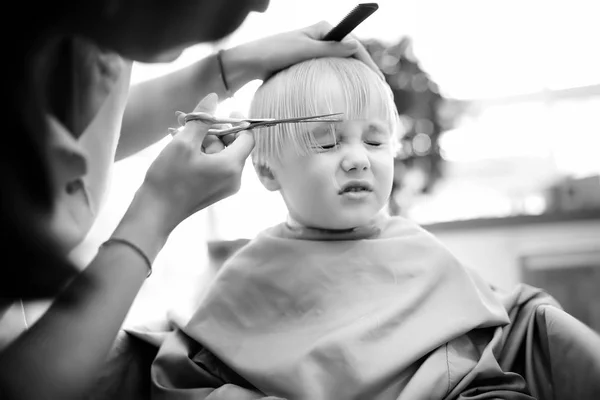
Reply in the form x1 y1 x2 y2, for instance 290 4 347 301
341 145 370 172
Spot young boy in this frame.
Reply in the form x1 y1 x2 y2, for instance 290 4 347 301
150 58 534 400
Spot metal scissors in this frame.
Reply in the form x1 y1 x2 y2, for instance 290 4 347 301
175 111 344 137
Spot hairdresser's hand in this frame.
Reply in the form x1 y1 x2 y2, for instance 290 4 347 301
201 110 249 154
228 20 383 83
133 93 254 234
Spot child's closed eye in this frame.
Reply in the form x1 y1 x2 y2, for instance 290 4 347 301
364 123 390 148
310 126 339 151
313 142 339 151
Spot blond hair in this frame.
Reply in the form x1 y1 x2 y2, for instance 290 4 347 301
249 57 398 167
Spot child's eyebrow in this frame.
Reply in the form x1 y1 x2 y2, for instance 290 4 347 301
366 121 388 132
310 123 338 139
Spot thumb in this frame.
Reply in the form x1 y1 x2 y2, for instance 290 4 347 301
177 93 219 143
221 130 255 163
315 39 359 58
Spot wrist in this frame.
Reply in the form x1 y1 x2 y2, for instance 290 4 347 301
113 187 174 261
221 44 263 92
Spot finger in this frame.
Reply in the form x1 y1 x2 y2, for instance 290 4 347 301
222 110 247 146
202 135 225 154
220 130 255 163
212 123 233 133
177 93 219 144
346 39 384 80
176 111 187 127
221 133 237 147
306 20 334 39
306 39 357 59
338 33 384 79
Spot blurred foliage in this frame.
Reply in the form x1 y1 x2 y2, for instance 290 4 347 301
362 37 466 215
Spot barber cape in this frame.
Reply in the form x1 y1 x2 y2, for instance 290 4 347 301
152 216 524 400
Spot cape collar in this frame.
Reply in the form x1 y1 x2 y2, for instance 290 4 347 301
281 211 390 241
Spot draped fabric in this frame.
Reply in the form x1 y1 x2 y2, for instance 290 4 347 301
151 217 535 399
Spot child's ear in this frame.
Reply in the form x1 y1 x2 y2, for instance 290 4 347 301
254 163 281 191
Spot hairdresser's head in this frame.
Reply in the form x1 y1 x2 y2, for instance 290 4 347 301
38 0 270 62
2 0 270 299
250 57 399 230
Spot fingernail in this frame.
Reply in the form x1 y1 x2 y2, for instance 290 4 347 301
344 39 359 49
203 92 218 102
195 92 219 112
176 111 186 126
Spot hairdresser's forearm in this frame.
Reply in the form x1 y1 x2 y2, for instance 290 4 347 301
0 192 170 400
116 47 260 160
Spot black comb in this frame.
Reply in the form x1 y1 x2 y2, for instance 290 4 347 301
323 3 379 42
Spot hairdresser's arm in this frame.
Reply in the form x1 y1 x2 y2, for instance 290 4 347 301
0 94 253 400
116 20 381 160
0 197 167 400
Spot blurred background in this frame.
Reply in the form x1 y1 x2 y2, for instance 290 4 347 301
72 0 599 332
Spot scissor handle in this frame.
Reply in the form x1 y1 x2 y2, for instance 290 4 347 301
207 125 248 137
180 111 216 124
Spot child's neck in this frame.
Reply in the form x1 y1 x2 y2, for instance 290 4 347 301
284 211 390 241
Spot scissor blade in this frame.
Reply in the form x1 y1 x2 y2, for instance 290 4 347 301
215 113 343 126
267 113 344 124
252 113 344 129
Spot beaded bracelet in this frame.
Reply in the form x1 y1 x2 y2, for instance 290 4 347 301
216 49 233 98
101 238 153 278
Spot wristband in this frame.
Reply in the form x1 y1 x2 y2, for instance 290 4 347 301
101 238 153 278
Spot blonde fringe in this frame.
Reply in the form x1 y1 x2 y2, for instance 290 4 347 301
249 57 399 167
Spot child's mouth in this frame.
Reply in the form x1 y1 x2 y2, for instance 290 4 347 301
343 187 370 193
338 181 373 198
